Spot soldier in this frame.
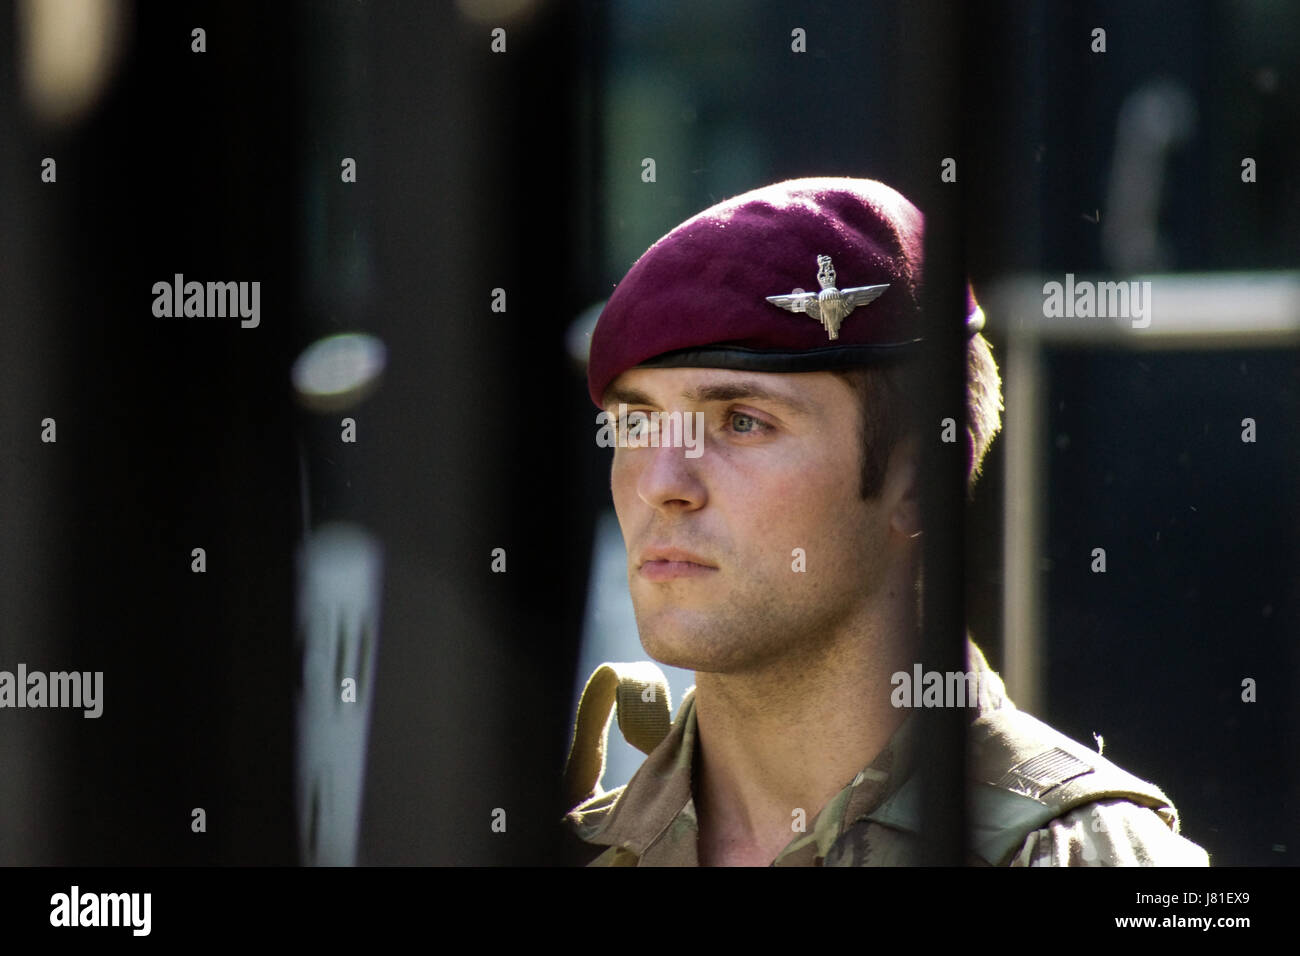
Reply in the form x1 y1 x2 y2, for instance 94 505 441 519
563 177 1209 867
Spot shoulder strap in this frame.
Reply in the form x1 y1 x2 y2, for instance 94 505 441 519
563 662 672 810
866 708 1181 866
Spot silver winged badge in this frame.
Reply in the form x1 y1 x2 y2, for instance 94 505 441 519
765 254 889 340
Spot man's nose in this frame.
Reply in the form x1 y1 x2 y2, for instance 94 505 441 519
636 439 706 512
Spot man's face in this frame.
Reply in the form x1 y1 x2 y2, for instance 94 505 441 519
603 366 911 675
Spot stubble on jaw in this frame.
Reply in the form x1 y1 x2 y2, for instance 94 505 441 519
629 511 887 683
633 580 824 676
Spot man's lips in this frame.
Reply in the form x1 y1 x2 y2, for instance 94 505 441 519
637 547 718 581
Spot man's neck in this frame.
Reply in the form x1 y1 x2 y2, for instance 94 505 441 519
691 603 915 867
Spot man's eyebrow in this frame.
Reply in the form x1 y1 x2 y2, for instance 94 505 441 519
685 381 813 415
603 385 656 408
603 380 812 415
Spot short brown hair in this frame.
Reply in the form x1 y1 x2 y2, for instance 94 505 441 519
830 332 1003 498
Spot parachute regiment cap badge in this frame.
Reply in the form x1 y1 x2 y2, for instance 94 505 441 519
765 254 890 341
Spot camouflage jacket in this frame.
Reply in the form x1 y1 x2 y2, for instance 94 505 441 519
562 643 1210 866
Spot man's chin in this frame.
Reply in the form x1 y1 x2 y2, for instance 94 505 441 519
636 619 749 674
639 642 764 676
639 645 714 673
635 618 711 671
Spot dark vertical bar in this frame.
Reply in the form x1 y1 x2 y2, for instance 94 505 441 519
0 0 52 864
1 2 301 863
897 0 972 865
358 0 588 865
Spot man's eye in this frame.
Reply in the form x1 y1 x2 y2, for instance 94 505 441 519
729 412 766 434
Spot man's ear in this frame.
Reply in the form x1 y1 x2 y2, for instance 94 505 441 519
884 434 921 539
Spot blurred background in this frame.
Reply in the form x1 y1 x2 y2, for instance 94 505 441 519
0 0 1295 866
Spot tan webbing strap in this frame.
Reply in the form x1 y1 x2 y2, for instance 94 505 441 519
563 662 672 810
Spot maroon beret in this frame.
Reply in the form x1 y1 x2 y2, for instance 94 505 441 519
587 176 983 408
